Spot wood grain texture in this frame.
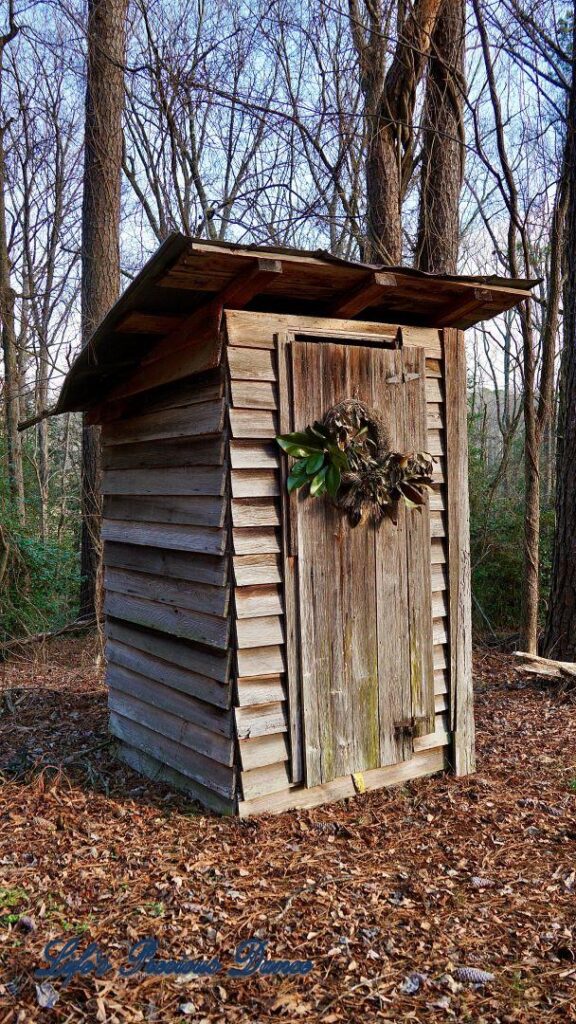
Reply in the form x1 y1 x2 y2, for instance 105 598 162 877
102 436 225 471
403 345 435 739
106 637 230 707
106 619 231 684
291 341 382 786
230 441 279 470
238 747 445 816
233 554 282 586
229 409 278 439
235 701 288 739
105 566 229 617
104 543 229 587
117 744 235 815
109 712 235 798
230 380 277 409
276 331 303 783
102 399 225 445
224 309 440 353
104 592 230 649
108 687 233 765
231 499 280 528
104 494 226 528
236 645 286 677
102 466 226 496
102 519 226 556
370 345 413 765
444 328 475 775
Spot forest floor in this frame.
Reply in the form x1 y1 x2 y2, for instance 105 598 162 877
1 639 576 1023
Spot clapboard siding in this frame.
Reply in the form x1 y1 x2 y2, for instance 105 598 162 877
102 367 233 811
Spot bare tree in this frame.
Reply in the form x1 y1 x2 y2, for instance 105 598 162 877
543 11 576 659
80 0 128 618
415 0 465 273
348 0 442 262
0 2 24 521
471 0 567 652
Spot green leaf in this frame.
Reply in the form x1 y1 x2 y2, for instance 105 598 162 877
326 463 341 497
282 444 310 458
276 431 325 452
306 453 325 474
292 458 309 476
310 466 329 496
287 472 306 493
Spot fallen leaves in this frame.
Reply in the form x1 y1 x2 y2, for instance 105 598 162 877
1 643 576 1022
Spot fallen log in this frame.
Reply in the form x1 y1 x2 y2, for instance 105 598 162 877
513 650 576 681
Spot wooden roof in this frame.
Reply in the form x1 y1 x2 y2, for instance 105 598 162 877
55 233 535 413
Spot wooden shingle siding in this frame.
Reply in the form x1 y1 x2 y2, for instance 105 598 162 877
225 311 452 805
102 364 234 810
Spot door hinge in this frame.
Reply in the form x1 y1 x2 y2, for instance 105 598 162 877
394 715 428 739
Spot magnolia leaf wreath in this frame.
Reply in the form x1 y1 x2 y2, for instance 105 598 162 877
276 398 435 527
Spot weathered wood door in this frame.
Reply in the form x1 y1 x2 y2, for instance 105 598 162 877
279 338 435 788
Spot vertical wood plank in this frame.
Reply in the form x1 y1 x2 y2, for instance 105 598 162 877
444 328 475 775
403 346 436 738
276 332 303 784
291 341 326 785
370 347 413 764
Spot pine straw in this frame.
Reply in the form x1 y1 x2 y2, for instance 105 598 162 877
1 641 576 1023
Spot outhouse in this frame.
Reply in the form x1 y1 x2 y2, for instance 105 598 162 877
54 235 532 815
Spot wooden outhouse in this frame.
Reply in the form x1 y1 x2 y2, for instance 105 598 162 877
55 235 532 815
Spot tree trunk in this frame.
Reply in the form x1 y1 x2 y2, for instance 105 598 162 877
543 19 576 656
0 20 25 522
349 0 442 264
415 0 465 274
80 0 128 618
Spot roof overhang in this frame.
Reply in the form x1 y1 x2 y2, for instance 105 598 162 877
51 233 536 415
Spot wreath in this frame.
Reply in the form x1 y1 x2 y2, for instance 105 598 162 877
276 398 434 527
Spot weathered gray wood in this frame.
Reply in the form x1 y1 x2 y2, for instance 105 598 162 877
102 466 226 496
444 328 475 775
102 520 226 556
104 592 230 649
237 747 445 817
102 398 225 445
227 346 276 380
235 615 284 648
230 380 277 409
108 689 233 766
104 494 226 528
106 619 231 684
229 409 278 439
117 743 235 815
230 441 279 470
240 762 291 800
108 666 231 739
403 346 436 739
109 712 235 798
232 528 281 555
105 566 230 617
104 543 229 587
370 345 412 765
231 499 280 528
236 675 286 707
106 637 230 707
233 553 282 586
102 436 226 471
235 701 288 739
230 470 279 497
224 309 439 352
236 645 286 677
234 584 283 618
291 341 381 786
239 734 290 771
276 331 303 784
